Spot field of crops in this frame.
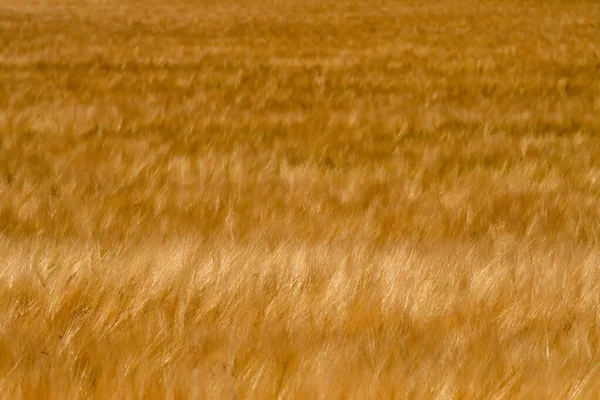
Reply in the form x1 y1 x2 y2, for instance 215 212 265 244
0 0 599 397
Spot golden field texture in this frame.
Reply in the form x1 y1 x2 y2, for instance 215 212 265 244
1 0 600 398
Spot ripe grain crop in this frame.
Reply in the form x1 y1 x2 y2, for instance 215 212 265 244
0 0 599 398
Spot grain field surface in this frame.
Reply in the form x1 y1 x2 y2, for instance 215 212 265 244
0 0 600 398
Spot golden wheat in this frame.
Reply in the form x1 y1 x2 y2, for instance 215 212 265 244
0 0 599 398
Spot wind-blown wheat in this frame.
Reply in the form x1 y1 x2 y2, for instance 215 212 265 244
0 0 599 398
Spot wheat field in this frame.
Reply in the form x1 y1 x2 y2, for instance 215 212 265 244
0 0 599 398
